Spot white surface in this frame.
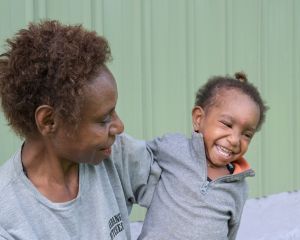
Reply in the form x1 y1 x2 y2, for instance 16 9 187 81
130 221 143 240
131 191 300 240
237 191 300 240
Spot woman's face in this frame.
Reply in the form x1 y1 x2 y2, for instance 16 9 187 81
53 67 124 165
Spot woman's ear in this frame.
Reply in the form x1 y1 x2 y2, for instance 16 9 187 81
192 106 205 132
35 105 58 136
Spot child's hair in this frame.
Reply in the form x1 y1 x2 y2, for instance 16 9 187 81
0 20 111 138
195 72 268 131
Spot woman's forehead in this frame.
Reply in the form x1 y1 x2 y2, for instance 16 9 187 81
81 71 118 116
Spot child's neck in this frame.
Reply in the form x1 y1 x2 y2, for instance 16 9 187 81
206 161 231 180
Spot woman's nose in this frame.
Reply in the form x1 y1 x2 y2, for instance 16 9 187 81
110 113 124 135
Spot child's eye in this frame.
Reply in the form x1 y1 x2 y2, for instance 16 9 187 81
220 121 232 128
244 132 254 139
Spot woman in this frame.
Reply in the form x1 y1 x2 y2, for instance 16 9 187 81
0 20 160 240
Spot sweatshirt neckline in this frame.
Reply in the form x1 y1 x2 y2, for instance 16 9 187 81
13 147 85 210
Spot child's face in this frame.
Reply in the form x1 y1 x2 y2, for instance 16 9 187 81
52 67 124 165
192 89 260 167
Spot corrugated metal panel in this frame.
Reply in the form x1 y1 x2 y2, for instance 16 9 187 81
0 0 299 218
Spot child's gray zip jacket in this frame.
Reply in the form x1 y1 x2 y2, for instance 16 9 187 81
139 132 255 240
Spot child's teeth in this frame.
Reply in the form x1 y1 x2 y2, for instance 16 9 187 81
217 145 232 157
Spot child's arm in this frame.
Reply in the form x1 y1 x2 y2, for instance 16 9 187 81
111 133 162 208
0 226 13 240
228 220 241 240
228 184 249 240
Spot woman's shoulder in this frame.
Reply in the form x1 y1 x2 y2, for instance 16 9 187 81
0 150 22 193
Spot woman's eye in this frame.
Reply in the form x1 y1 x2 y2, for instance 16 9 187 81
100 115 112 125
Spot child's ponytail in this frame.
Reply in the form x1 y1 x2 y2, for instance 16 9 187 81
234 72 248 83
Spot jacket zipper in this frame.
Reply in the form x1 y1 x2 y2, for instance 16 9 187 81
200 169 254 195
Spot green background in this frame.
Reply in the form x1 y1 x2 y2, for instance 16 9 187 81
1 0 300 220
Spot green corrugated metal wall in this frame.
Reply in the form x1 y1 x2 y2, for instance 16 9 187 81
1 0 300 220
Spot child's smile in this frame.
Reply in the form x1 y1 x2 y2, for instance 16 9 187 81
215 144 233 159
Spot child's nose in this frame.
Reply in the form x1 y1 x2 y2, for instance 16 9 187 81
227 131 240 147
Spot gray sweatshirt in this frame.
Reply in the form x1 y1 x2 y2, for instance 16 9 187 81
0 134 161 240
139 132 255 240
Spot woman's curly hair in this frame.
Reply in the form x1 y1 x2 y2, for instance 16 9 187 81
0 20 111 138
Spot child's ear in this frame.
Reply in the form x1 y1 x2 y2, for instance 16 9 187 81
35 105 58 136
192 106 205 132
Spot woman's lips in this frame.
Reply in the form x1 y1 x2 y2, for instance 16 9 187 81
101 147 112 157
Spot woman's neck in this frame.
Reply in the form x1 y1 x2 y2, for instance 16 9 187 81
21 138 79 202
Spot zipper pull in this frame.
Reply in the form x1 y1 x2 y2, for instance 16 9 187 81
200 180 209 194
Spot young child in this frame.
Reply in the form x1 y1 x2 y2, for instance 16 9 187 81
138 72 268 240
